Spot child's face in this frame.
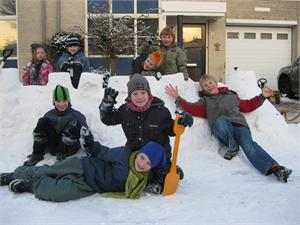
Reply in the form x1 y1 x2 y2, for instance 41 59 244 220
143 57 157 71
35 48 45 61
54 100 69 112
134 153 151 172
161 35 173 47
130 90 149 107
67 45 80 55
201 79 219 95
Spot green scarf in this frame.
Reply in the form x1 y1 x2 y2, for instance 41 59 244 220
102 151 149 199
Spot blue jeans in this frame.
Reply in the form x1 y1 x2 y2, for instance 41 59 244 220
212 116 277 175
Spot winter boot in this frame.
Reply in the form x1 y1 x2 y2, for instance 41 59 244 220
224 148 239 160
9 179 33 193
23 153 44 166
0 173 14 186
273 166 292 183
176 165 184 180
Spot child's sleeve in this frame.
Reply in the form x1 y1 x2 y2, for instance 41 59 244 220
176 48 189 79
176 97 207 118
239 94 266 112
82 56 90 72
22 63 31 85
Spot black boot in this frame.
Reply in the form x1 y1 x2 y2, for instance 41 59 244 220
224 148 239 160
0 173 14 186
176 165 184 180
9 179 33 193
23 153 44 166
273 166 292 183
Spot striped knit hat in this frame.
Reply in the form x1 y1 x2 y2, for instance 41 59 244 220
127 74 151 96
52 85 71 105
66 33 81 47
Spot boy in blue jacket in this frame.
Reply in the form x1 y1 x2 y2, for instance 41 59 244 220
23 85 88 166
57 33 90 88
0 128 167 202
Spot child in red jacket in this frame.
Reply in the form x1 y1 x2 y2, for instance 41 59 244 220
22 44 53 86
165 74 292 183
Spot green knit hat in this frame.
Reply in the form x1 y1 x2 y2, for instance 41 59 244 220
52 85 71 105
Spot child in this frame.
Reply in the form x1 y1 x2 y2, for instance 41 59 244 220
56 33 90 89
22 44 53 86
0 130 167 202
23 84 88 166
99 74 193 194
139 27 189 81
165 74 292 183
131 50 163 80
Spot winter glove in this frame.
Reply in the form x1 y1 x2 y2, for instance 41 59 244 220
145 183 162 195
33 118 51 143
178 112 193 127
79 126 94 150
183 73 189 81
99 87 119 112
61 119 81 146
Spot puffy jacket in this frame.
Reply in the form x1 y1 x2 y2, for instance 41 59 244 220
100 97 175 158
81 142 131 193
22 59 53 86
176 87 266 130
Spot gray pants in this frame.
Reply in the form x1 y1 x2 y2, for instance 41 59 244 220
13 157 95 202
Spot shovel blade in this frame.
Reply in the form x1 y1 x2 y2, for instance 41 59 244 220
162 172 180 196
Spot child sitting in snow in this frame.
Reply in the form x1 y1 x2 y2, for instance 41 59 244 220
23 84 89 166
165 74 292 183
56 33 90 89
131 50 163 80
22 44 53 86
0 131 167 202
99 74 194 194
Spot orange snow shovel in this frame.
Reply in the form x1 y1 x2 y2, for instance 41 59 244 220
163 114 186 196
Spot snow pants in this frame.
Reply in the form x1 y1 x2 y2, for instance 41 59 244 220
13 157 95 202
212 116 278 175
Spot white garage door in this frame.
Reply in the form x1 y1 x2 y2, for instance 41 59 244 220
226 26 291 90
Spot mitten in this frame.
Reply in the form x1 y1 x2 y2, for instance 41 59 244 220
33 118 51 143
184 73 189 81
61 119 81 146
79 126 94 150
145 183 162 195
178 112 193 127
99 87 119 112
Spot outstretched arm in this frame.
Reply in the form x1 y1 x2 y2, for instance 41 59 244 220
239 87 272 112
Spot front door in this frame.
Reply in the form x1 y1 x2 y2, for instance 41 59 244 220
183 24 206 81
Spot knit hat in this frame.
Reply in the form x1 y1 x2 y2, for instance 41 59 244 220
148 50 162 67
127 74 151 96
66 33 81 47
31 43 43 54
138 142 166 169
52 85 71 105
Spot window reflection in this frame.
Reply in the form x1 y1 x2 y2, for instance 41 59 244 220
0 20 17 57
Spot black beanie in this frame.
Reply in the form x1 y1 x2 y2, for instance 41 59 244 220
127 74 151 96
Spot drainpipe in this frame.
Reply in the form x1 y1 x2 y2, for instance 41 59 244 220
177 15 183 48
56 0 61 32
41 0 46 43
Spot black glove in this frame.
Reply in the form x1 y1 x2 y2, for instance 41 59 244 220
178 112 193 127
145 183 162 195
61 119 81 146
79 126 94 150
33 118 51 143
99 87 119 112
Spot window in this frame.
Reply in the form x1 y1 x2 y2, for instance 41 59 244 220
87 0 159 57
261 33 272 40
244 33 256 39
0 0 17 57
227 32 239 39
277 33 288 40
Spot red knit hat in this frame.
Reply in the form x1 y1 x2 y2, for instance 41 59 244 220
148 50 162 67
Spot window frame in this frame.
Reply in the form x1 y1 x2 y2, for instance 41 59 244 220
0 14 17 60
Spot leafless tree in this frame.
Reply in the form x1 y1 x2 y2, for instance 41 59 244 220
0 0 16 16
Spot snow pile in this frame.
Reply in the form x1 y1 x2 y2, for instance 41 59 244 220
0 69 299 225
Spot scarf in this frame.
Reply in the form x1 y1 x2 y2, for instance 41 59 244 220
126 95 154 112
102 151 149 199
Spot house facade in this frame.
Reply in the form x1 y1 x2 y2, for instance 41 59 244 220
0 0 299 88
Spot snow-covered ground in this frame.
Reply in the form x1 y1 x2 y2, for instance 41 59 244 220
0 69 299 225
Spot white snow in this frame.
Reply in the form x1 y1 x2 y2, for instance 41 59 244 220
0 69 299 225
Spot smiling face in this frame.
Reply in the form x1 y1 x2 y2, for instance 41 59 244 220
161 34 173 47
54 100 69 112
130 90 149 107
201 79 219 95
143 57 157 71
67 45 80 55
134 153 152 172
